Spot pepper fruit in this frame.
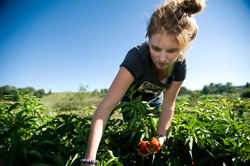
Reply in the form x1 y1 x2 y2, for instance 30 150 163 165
148 137 161 153
139 141 149 154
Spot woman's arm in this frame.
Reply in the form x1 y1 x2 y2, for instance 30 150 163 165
83 67 134 161
157 81 183 141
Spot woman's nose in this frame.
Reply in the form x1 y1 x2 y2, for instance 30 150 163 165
159 51 167 62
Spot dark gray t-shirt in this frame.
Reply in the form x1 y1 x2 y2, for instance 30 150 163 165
120 42 187 101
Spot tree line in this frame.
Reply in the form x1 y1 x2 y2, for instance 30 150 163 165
0 85 51 100
1 82 250 101
179 82 250 98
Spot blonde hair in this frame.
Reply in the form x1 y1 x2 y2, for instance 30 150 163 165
146 0 206 61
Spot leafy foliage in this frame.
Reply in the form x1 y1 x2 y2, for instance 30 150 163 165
241 88 250 98
202 82 238 95
0 85 49 100
168 98 250 165
0 92 91 166
0 90 250 166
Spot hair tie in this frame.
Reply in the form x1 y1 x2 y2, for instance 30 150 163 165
185 8 192 16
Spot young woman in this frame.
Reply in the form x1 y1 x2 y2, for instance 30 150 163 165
80 0 205 165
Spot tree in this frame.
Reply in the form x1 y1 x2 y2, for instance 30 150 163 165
244 82 250 89
241 82 250 98
78 84 88 100
91 89 99 96
33 89 46 98
201 82 237 95
202 85 209 95
225 82 237 93
79 84 88 93
48 89 52 95
178 87 191 96
100 88 108 97
0 85 17 100
18 87 35 94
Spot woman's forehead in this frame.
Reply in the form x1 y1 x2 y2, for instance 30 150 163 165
150 33 180 49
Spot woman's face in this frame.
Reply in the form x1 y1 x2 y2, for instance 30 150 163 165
149 32 181 71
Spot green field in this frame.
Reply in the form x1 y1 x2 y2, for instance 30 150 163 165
0 89 250 166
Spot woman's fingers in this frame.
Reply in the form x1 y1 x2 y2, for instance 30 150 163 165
137 148 150 157
157 136 166 147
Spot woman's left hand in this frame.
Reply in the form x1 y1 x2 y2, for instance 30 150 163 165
157 135 166 147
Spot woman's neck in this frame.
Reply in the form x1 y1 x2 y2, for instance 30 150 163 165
153 64 169 83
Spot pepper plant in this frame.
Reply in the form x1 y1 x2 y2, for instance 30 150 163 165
0 89 249 166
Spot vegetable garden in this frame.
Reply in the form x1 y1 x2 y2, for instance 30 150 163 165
0 90 249 166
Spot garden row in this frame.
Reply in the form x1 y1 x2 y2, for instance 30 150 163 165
0 91 249 166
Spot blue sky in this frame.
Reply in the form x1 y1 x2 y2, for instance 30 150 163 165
0 0 249 92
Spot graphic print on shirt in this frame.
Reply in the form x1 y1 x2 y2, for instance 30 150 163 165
138 81 165 93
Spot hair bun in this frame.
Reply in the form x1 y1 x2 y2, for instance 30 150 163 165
182 0 205 15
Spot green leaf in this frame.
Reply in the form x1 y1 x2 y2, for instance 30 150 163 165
8 102 20 112
185 136 193 159
28 150 43 161
106 157 123 166
148 116 157 136
215 153 231 159
129 131 137 144
65 153 79 166
39 140 55 146
54 153 64 166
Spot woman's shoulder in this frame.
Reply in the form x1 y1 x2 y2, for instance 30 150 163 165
174 58 187 67
135 41 149 54
129 41 149 57
121 42 149 80
173 58 187 81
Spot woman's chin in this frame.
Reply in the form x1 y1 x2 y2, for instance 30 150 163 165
156 64 169 70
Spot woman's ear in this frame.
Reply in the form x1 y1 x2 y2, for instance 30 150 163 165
178 43 191 61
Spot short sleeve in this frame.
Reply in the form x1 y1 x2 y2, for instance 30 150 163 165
120 47 145 80
173 59 187 81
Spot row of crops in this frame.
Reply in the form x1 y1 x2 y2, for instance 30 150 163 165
0 91 249 166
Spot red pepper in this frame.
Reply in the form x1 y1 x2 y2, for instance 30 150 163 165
148 137 161 152
139 141 149 154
